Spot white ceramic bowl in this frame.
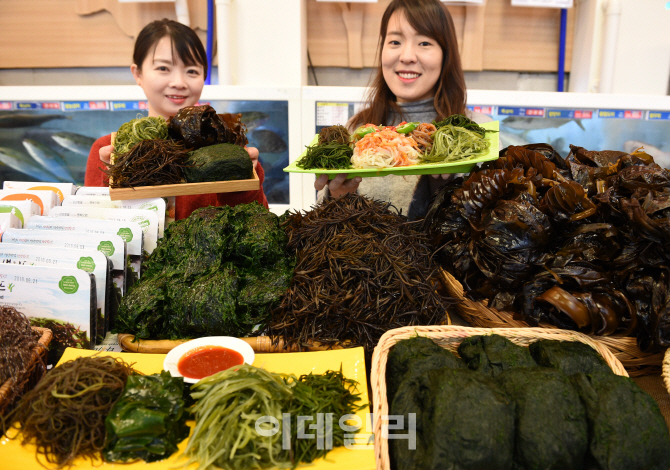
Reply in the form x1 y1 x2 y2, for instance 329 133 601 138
163 336 255 384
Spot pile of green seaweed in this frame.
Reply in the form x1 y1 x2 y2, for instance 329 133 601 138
116 202 294 340
425 143 670 353
387 335 670 470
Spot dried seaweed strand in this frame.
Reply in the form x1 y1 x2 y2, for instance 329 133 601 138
106 139 190 188
113 115 168 159
269 194 456 356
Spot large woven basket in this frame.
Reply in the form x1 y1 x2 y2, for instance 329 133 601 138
440 268 665 377
0 326 52 415
370 325 628 470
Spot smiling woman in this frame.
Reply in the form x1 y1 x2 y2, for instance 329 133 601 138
314 0 490 221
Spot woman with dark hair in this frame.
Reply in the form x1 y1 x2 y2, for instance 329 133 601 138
315 0 490 220
85 19 268 219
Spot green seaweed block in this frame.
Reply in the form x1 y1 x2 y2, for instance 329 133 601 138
390 367 515 470
458 334 536 377
529 340 612 377
497 367 588 470
184 143 253 183
570 371 670 470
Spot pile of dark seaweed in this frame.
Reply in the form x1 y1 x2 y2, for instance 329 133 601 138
269 193 457 356
425 144 670 353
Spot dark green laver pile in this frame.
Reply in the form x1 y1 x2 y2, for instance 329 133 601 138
457 334 536 377
387 335 670 470
390 366 515 470
116 202 294 339
184 143 254 183
497 367 587 470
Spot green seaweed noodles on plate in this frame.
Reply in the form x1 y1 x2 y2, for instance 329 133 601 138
181 364 366 470
296 125 353 170
422 114 497 164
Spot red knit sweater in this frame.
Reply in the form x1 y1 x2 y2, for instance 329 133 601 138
84 134 269 220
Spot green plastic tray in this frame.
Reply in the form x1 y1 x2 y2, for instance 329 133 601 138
284 120 499 179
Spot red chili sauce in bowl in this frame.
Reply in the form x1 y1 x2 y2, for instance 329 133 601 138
177 345 245 380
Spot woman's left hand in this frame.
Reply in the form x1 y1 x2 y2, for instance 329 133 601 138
245 146 259 169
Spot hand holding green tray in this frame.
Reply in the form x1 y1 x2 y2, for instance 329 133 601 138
284 120 499 179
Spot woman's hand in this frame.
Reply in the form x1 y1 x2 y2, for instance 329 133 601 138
315 173 362 197
99 144 113 164
245 146 259 169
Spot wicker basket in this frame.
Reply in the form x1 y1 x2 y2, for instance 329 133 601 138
440 268 665 377
0 326 52 415
370 325 628 470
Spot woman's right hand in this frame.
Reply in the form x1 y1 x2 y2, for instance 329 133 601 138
99 144 113 164
315 174 362 197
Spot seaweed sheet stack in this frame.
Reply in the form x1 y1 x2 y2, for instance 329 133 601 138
425 144 670 353
268 193 456 356
387 335 670 470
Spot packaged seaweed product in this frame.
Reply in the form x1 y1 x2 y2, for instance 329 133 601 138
458 334 536 377
529 340 612 376
3 181 75 203
390 367 515 470
385 336 465 405
0 189 59 216
497 367 588 470
570 371 670 470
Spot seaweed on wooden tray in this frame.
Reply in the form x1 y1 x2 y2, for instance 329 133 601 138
570 371 670 470
424 143 670 353
104 371 189 463
106 139 190 188
457 334 536 377
390 367 515 470
529 340 612 376
496 367 588 470
268 193 457 357
184 143 253 183
385 336 465 405
168 105 248 150
116 202 293 340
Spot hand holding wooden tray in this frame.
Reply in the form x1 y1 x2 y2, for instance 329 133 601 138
108 132 260 201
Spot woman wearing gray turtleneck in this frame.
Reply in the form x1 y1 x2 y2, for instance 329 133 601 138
315 0 491 221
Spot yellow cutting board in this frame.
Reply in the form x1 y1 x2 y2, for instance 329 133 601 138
1 348 375 470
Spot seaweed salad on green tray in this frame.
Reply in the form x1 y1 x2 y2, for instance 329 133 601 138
116 202 294 340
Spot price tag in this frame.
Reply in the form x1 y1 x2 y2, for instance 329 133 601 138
511 0 573 7
316 102 350 127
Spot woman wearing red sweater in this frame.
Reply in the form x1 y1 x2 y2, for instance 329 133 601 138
85 19 268 220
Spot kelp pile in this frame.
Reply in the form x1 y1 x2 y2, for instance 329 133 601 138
425 143 670 352
3 355 138 468
106 105 250 188
117 202 293 340
268 193 456 355
297 125 353 170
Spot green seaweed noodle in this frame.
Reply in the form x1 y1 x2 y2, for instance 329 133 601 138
422 125 490 164
183 364 364 470
296 142 353 170
113 115 168 160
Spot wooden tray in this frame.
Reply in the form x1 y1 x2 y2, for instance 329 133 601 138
109 168 259 200
118 333 347 354
0 326 52 414
370 325 628 470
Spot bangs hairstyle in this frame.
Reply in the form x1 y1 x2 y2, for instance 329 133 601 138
350 0 466 130
133 18 208 80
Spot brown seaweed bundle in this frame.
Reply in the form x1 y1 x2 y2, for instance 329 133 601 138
3 355 138 468
167 105 247 150
106 139 190 188
268 194 456 356
425 143 670 353
318 124 350 145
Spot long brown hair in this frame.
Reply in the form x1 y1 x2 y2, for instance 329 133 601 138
350 0 466 129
